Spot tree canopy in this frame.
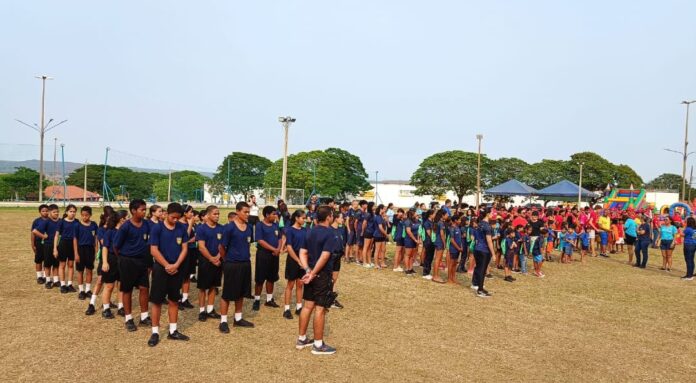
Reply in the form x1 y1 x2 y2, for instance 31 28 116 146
0 167 39 200
211 152 272 199
66 165 166 200
410 151 492 203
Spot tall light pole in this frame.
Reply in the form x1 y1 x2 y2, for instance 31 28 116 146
374 170 379 203
476 134 483 209
681 100 696 200
577 162 584 208
278 116 296 202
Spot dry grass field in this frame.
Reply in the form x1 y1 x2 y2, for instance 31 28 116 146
1 207 695 382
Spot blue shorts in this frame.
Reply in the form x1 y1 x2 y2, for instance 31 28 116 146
660 240 673 250
600 232 608 246
563 246 573 255
435 243 444 251
449 250 461 260
533 254 543 263
395 237 404 247
404 239 417 249
347 231 356 246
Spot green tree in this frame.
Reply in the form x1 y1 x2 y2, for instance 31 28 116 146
67 165 165 200
0 174 13 200
568 152 619 190
520 159 573 189
324 148 371 199
410 151 492 203
490 157 530 186
264 150 345 199
613 164 644 189
645 173 695 199
152 178 170 201
212 152 272 200
172 171 208 201
4 167 40 200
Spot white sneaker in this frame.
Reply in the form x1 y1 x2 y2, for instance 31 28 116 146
413 261 420 267
470 285 478 290
363 263 373 269
393 267 404 272
422 275 433 280
682 276 694 281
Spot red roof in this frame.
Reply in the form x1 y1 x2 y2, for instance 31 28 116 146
44 185 101 200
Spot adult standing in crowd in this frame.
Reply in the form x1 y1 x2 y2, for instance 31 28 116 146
471 207 496 298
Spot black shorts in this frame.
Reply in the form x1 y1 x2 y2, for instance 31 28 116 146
118 256 149 292
364 232 374 240
101 253 119 283
34 239 44 264
347 231 357 246
144 250 154 268
197 257 222 290
395 237 405 247
332 255 341 272
625 235 636 245
449 250 461 260
284 254 305 281
255 248 279 284
43 243 58 268
149 263 183 304
374 237 386 243
302 270 333 308
180 247 198 277
222 261 251 301
57 239 75 262
504 251 514 268
76 245 95 271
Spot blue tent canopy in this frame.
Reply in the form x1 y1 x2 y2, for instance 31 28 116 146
485 179 538 196
537 180 597 199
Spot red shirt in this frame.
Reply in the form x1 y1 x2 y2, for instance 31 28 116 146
512 216 528 228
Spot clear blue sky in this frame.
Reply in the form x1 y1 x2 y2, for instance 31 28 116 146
2 1 695 182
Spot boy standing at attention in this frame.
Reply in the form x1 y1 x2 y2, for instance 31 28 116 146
30 204 49 284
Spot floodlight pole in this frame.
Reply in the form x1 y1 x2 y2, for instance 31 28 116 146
102 147 110 205
279 116 296 202
38 76 50 201
577 162 584 208
476 134 483 209
375 170 379 203
681 101 695 200
60 144 66 206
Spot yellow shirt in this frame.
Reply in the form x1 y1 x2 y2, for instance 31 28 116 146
598 216 611 231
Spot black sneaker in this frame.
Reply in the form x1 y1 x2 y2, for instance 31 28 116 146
139 316 152 327
177 301 187 311
252 300 261 311
485 273 493 278
283 310 293 320
233 318 254 328
476 290 491 298
481 288 492 296
147 333 160 347
295 337 314 350
207 309 221 319
331 300 344 309
167 330 190 341
85 291 92 298
109 302 117 309
295 307 302 316
85 304 96 316
190 276 197 283
67 285 77 293
60 285 68 294
311 343 337 355
125 319 137 332
198 311 208 322
78 291 86 300
264 299 280 308
219 322 230 334
102 308 114 319
600 253 609 258
117 308 125 317
45 281 53 289
504 276 514 282
37 277 44 284
181 299 194 309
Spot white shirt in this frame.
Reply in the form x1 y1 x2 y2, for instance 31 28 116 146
250 203 259 216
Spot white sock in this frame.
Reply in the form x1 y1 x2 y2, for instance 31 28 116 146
41 271 46 278
199 307 205 313
102 304 110 310
296 303 303 310
67 281 73 286
90 295 97 305
86 283 91 292
182 293 189 301
314 340 323 348
169 323 177 334
284 305 290 311
60 281 66 287
118 302 124 309
298 335 307 341
254 295 260 301
53 276 59 283
152 326 159 334
266 294 273 302
36 271 42 278
190 274 194 279
220 315 228 323
78 285 84 292
141 312 149 320
125 314 132 321
234 313 242 321
206 305 214 313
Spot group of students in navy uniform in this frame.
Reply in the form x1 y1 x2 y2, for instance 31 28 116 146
29 199 344 354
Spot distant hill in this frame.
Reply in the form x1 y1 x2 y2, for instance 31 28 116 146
0 160 213 178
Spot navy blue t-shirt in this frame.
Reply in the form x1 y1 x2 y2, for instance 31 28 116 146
434 222 445 247
195 223 224 256
76 221 98 247
474 221 493 253
394 219 404 240
356 210 367 235
31 217 46 232
449 225 462 253
149 221 188 263
102 228 117 253
222 221 252 262
184 223 197 249
423 220 433 245
301 225 341 271
365 214 376 235
38 219 60 245
373 215 385 238
285 226 307 253
57 219 79 241
114 219 150 257
255 221 280 249
334 226 347 249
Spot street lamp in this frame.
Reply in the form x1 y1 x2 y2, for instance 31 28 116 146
680 100 696 200
476 134 483 209
278 116 296 202
577 162 584 208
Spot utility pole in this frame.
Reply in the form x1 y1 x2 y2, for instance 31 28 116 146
476 134 483 209
577 162 584 208
681 101 696 200
375 170 379 203
83 160 88 202
226 157 231 205
60 144 66 206
278 116 296 201
53 137 58 183
167 169 172 202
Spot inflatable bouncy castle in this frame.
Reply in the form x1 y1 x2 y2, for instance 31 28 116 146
603 188 647 211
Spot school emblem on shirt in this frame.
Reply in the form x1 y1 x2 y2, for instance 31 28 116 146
274 230 279 236
247 236 251 243
143 234 148 240
217 233 222 240
176 237 182 245
91 231 95 236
